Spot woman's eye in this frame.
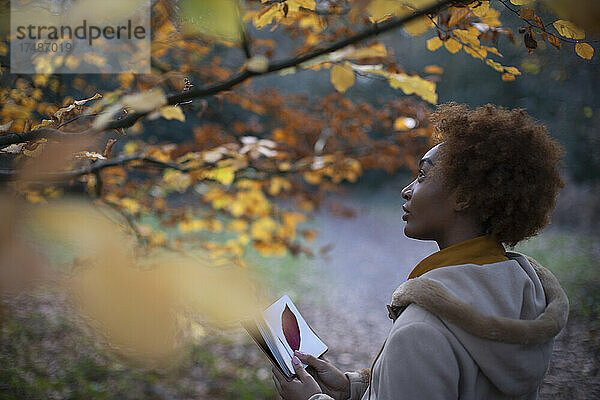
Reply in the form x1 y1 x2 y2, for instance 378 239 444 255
417 169 426 181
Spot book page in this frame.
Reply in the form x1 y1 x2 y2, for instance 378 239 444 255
262 295 328 374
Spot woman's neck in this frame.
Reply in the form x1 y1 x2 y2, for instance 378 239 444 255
436 217 485 250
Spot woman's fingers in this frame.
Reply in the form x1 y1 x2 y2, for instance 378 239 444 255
292 355 312 383
294 351 328 371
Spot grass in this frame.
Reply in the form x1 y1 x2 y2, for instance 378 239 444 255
516 229 600 318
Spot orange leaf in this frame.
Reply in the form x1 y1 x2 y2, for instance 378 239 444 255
575 43 594 60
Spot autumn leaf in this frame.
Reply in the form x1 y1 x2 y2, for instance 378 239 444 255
548 34 561 50
553 20 585 39
470 1 489 18
159 105 185 122
444 38 463 54
404 16 433 36
424 65 444 74
330 63 355 93
426 37 443 51
282 305 301 352
575 42 594 59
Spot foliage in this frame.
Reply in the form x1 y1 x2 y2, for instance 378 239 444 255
516 230 600 319
0 0 598 371
1 0 596 261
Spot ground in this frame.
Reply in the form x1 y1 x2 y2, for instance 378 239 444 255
1 187 599 399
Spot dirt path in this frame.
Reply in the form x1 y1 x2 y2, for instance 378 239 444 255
296 188 600 399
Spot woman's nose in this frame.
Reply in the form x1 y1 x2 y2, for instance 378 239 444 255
401 181 413 200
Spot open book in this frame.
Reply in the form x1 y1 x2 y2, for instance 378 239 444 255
242 295 328 379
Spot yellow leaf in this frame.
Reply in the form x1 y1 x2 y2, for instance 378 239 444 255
120 198 141 214
385 72 437 104
486 59 504 72
299 14 325 32
178 219 206 233
349 43 388 59
287 0 315 12
159 105 185 122
163 169 192 192
124 141 142 155
227 219 248 232
33 74 49 87
509 0 535 4
504 66 522 75
470 1 489 18
303 171 322 185
575 42 594 59
463 45 486 59
282 212 306 228
253 241 287 257
454 29 480 47
330 63 355 93
448 8 470 28
501 73 516 81
426 37 443 51
278 161 292 171
254 4 281 29
268 177 292 196
367 0 411 22
482 46 502 56
201 166 236 185
553 20 585 39
404 16 433 36
480 8 501 28
424 65 444 74
444 38 463 54
250 217 277 241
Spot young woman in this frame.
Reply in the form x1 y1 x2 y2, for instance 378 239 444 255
271 103 569 400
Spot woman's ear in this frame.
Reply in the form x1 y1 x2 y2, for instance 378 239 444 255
453 191 471 212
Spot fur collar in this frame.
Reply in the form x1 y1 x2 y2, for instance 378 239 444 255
387 256 569 345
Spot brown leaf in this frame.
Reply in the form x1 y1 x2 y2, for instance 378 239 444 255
548 34 561 49
282 304 301 352
524 28 537 50
520 8 536 20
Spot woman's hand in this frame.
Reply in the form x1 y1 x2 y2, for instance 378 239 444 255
294 351 350 400
272 355 323 400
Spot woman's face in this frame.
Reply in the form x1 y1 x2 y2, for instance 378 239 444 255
401 144 456 243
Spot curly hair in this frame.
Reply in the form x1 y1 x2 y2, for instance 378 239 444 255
430 102 564 247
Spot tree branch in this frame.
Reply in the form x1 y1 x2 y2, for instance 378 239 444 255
104 0 454 129
0 153 187 182
2 0 454 144
0 128 95 147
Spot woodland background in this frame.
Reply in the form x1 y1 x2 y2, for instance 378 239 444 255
0 0 599 398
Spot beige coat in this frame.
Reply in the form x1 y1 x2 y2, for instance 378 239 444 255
310 252 569 400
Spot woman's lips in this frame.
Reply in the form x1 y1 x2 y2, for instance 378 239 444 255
402 205 410 220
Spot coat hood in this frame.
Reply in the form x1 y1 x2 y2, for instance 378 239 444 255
388 252 569 396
